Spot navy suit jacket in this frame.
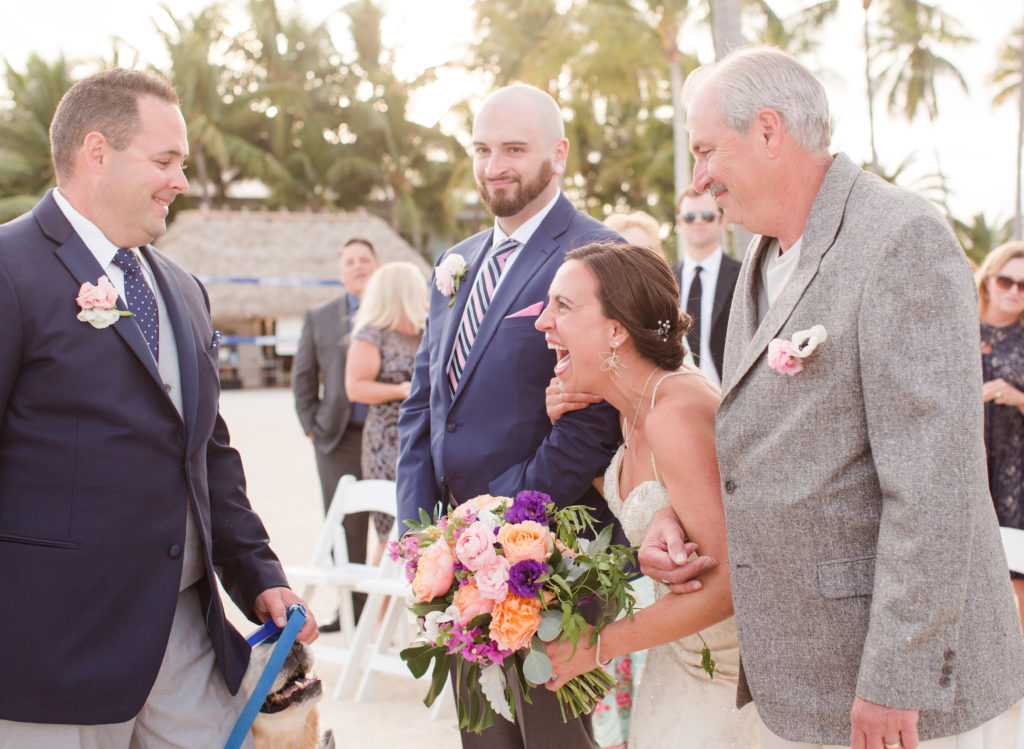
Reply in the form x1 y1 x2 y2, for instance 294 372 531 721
396 194 624 541
0 192 287 724
673 252 741 377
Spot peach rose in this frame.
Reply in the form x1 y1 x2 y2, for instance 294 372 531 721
453 494 510 519
474 554 510 603
453 583 496 625
76 276 119 310
455 522 497 571
489 594 542 651
497 521 553 565
411 539 456 603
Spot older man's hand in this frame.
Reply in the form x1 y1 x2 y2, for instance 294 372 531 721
638 505 718 593
850 697 919 749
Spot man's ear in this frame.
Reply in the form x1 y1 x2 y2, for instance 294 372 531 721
755 108 785 158
81 131 108 175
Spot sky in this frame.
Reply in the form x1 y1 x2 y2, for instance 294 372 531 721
0 0 1019 226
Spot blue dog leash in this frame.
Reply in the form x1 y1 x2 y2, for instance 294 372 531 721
223 604 308 749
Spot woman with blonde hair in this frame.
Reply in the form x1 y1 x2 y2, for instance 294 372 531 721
345 261 427 545
604 211 667 261
977 241 1024 629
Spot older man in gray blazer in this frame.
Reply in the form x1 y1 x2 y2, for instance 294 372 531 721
642 47 1024 749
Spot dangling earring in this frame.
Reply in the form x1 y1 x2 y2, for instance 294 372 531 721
600 341 624 377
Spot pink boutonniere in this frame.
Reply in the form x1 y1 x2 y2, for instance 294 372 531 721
435 254 468 307
76 276 131 329
768 324 827 376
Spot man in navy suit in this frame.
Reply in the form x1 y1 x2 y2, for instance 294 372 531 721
0 69 315 747
396 84 621 749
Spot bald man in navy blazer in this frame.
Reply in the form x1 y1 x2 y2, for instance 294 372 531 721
0 69 315 747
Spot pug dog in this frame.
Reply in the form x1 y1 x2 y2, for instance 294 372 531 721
241 640 334 749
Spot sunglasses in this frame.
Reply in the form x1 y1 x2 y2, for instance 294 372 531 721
680 210 719 224
993 275 1024 293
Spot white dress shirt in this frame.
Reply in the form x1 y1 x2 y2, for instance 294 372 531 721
680 246 724 385
488 189 561 290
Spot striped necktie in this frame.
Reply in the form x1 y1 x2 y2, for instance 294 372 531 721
446 237 520 396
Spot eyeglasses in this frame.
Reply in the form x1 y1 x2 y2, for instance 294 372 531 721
993 275 1024 293
680 210 719 224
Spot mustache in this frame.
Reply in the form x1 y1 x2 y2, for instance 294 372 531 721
707 182 727 197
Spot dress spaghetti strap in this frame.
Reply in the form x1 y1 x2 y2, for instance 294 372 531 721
649 368 702 485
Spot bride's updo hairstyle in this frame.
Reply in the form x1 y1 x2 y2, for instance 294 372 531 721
565 241 689 370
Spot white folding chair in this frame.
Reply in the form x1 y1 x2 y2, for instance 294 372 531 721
999 526 1024 749
284 475 397 648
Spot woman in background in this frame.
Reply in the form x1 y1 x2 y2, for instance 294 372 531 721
977 242 1024 630
345 261 427 557
604 210 667 262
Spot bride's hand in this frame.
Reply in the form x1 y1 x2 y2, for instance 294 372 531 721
544 627 600 691
545 377 604 424
638 506 718 593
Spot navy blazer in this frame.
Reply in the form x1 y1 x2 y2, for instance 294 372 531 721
674 252 741 377
0 192 287 724
396 194 624 542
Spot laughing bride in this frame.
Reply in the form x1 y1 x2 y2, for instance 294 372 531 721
537 241 760 748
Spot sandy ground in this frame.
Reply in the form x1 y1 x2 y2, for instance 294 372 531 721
217 388 1022 749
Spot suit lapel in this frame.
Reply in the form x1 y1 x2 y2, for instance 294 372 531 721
439 230 493 381
711 258 738 329
48 215 165 389
144 247 196 435
448 199 569 405
724 155 861 395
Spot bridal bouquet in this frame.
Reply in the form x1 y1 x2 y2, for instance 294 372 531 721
391 490 636 733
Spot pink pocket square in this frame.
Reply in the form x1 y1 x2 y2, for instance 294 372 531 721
506 302 544 319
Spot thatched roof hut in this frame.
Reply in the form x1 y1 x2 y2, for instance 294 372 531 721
155 207 430 323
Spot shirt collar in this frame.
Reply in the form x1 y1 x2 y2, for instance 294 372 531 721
682 246 724 276
52 187 125 269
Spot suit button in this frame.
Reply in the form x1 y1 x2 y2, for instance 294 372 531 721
724 480 736 494
943 649 955 661
941 664 953 675
169 544 182 558
939 676 951 688
446 421 456 433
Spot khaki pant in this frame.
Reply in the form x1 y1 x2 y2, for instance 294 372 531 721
759 717 996 749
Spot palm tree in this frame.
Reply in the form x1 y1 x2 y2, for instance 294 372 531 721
872 0 972 217
0 54 75 221
993 22 1024 241
954 212 1012 266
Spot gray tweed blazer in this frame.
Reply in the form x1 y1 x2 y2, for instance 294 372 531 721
715 153 1024 744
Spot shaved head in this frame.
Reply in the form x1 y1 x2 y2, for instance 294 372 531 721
476 85 565 147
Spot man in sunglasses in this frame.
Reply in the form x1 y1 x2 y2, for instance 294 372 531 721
673 184 740 386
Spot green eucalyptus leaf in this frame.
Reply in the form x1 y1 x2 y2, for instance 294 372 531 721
522 648 553 685
537 609 563 641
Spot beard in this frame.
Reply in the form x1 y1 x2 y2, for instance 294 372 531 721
477 159 555 218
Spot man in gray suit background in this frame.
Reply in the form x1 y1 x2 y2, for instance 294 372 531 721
642 46 1024 748
293 237 379 628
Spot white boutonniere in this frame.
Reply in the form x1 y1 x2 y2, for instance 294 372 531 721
435 254 468 308
768 324 827 376
75 276 132 329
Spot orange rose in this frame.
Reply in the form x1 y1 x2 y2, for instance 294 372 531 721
411 539 456 603
453 583 496 625
453 494 510 519
489 594 542 651
497 521 553 565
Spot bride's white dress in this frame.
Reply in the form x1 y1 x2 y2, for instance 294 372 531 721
603 373 760 748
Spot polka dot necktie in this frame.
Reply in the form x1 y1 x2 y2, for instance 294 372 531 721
113 248 160 361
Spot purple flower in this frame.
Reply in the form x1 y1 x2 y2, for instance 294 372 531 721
505 490 555 525
507 559 549 597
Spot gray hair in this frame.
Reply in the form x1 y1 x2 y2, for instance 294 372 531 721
683 46 831 152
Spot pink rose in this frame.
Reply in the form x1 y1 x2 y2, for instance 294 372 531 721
411 539 456 603
768 338 804 376
474 554 510 603
452 583 496 625
455 522 497 571
76 276 119 310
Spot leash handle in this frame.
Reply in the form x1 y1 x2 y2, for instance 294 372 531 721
224 604 307 749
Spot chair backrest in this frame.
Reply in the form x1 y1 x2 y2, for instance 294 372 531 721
1000 526 1024 575
309 475 397 567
